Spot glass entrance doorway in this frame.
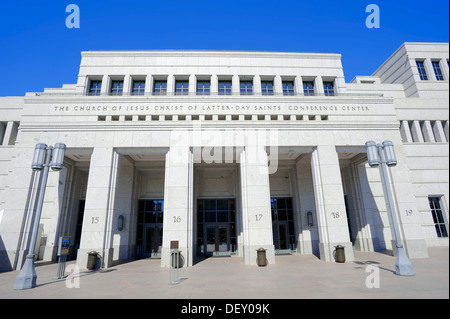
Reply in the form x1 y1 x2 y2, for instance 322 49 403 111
136 200 163 258
205 225 230 255
271 198 296 254
197 199 236 256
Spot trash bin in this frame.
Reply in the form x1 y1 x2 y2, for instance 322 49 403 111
335 245 345 263
257 248 267 267
87 251 98 270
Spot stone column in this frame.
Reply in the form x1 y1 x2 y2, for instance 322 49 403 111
310 146 354 262
232 75 240 95
432 120 446 142
161 144 194 267
400 120 413 143
410 120 424 143
100 75 109 95
239 146 275 265
189 74 196 95
2 122 18 146
210 74 218 95
421 120 436 143
0 122 5 145
295 157 318 255
274 75 283 95
77 147 120 269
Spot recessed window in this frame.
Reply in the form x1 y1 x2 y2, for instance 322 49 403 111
282 81 294 96
303 81 315 96
240 80 253 95
175 80 189 95
197 80 210 95
153 80 167 95
323 81 335 96
416 61 428 80
88 80 102 96
132 80 145 95
218 80 232 95
261 81 274 95
428 197 448 238
110 80 123 96
432 61 444 81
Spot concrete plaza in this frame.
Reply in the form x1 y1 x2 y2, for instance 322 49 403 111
0 247 448 299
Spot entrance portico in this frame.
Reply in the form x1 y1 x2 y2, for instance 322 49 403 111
2 46 443 274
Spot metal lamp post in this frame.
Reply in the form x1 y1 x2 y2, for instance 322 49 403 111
365 140 415 276
14 143 66 290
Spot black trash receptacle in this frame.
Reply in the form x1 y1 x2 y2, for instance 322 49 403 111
87 251 98 270
257 248 267 267
335 245 345 263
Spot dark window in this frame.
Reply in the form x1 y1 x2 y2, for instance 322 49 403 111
110 80 123 96
282 81 294 96
218 80 232 95
132 80 145 95
429 197 448 238
432 61 444 81
175 80 189 95
88 80 102 96
303 81 315 96
261 81 274 95
197 80 210 95
240 80 253 95
323 81 335 96
153 80 167 95
416 61 428 80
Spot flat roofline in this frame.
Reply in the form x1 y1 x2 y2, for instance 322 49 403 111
80 49 342 59
372 42 449 76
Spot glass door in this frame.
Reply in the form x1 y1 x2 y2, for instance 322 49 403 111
144 225 162 258
273 222 289 250
136 200 164 258
218 226 229 252
197 199 236 256
206 226 216 255
271 198 296 254
203 225 230 256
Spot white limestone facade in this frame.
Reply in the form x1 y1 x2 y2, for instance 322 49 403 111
0 42 448 272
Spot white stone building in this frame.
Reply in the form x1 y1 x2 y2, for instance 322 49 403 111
0 42 448 271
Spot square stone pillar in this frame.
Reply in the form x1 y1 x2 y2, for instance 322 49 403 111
77 147 120 269
310 146 354 262
161 145 194 268
240 146 275 266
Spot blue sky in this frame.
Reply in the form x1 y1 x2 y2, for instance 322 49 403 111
0 0 448 97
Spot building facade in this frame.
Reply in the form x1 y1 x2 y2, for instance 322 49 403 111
0 42 448 271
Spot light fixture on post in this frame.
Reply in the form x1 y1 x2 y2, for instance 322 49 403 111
365 140 415 276
14 143 66 290
307 211 314 227
117 215 124 231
